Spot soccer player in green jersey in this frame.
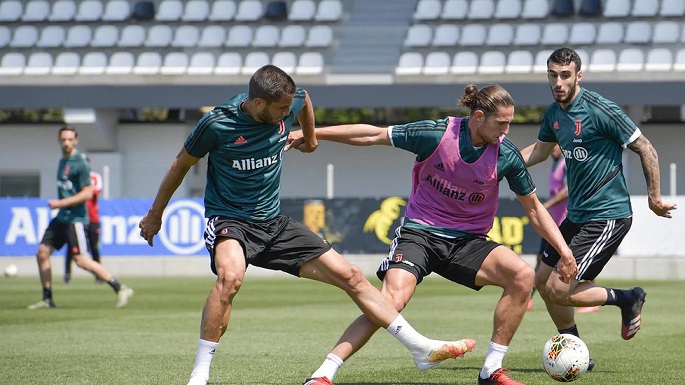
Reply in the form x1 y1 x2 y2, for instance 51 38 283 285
138 65 475 385
522 48 677 369
28 126 133 310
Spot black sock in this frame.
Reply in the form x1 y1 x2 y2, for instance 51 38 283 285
531 287 537 297
604 288 632 307
558 324 579 338
108 278 121 293
42 287 52 301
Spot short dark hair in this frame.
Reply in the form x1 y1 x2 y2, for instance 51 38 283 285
248 65 297 103
458 84 514 116
58 125 77 137
547 48 582 72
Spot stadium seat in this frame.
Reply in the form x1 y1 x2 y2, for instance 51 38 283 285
644 48 672 71
208 0 236 21
675 49 685 71
478 51 506 74
603 0 630 17
0 27 10 48
242 52 270 75
533 49 554 73
395 52 423 75
506 50 534 74
422 51 450 75
631 0 658 16
225 25 253 48
652 21 679 44
37 25 66 48
494 0 522 18
131 1 155 20
617 48 644 72
198 26 226 47
118 25 146 47
64 25 91 48
659 0 685 16
289 0 316 21
75 0 103 21
102 0 130 21
155 0 183 21
52 52 80 75
235 0 262 21
460 24 487 46
514 23 541 45
91 25 119 47
305 25 333 47
49 0 77 21
467 0 495 19
79 52 108 75
24 52 53 75
551 0 574 16
0 53 26 75
172 25 200 48
107 52 135 74
272 51 297 73
22 0 50 21
264 1 288 21
10 26 39 48
279 25 306 48
432 24 459 46
486 24 514 46
133 52 162 75
541 23 569 46
521 0 549 18
589 49 617 72
596 22 623 44
187 52 215 75
441 0 468 19
414 0 441 20
451 51 478 74
160 52 188 75
144 25 173 47
214 52 242 75
0 0 23 22
579 0 602 16
315 0 343 21
568 23 596 45
296 52 324 75
624 22 652 44
252 25 280 47
182 0 210 21
404 25 432 47
576 49 590 67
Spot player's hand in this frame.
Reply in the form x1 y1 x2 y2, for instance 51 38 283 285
47 199 60 210
139 210 163 246
556 252 577 284
648 197 677 218
285 131 316 153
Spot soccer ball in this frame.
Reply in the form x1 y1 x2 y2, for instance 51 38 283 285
541 334 590 382
4 264 18 277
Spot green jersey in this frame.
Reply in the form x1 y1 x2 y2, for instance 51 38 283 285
391 117 535 237
539 87 639 223
184 88 307 221
56 152 91 224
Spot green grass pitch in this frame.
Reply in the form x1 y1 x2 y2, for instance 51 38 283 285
1 276 684 384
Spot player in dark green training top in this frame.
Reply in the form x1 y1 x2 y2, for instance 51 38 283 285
523 48 676 369
29 126 133 310
139 65 476 385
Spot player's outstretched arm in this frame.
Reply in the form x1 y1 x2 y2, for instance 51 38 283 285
315 124 392 146
627 134 677 218
521 141 556 167
139 148 201 246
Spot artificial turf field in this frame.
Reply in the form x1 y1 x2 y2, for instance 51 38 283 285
1 276 684 385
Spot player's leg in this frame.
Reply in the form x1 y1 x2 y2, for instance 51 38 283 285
29 219 61 309
473 244 534 385
88 222 103 283
64 247 73 284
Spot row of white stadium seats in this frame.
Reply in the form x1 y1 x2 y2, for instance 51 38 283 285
0 51 325 76
405 20 685 48
0 24 333 49
0 0 343 23
396 48 685 75
412 0 684 20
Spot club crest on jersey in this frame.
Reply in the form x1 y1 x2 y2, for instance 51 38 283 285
574 119 582 136
277 120 286 134
553 121 559 129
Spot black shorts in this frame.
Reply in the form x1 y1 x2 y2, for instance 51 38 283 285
41 218 88 255
377 226 500 291
542 217 633 281
204 215 332 276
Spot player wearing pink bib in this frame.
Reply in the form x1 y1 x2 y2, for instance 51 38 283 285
290 84 576 385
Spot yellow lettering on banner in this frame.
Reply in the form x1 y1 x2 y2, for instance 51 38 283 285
487 216 530 253
364 197 407 245
303 199 325 234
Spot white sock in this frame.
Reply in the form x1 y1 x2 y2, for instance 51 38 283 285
480 341 508 379
190 338 219 380
311 353 344 381
386 314 430 354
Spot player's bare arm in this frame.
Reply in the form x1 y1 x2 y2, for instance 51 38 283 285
627 134 677 218
139 148 201 246
294 91 317 153
315 124 392 146
49 185 93 210
543 185 569 210
521 141 556 167
518 192 577 282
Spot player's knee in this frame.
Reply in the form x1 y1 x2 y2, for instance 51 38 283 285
546 285 572 304
341 264 369 292
36 245 50 261
513 264 535 295
216 270 243 299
